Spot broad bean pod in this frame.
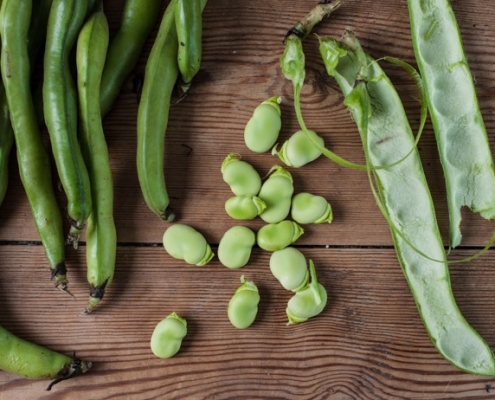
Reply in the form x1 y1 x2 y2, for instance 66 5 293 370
43 0 92 246
221 153 262 197
407 0 495 248
100 0 163 116
228 275 260 329
258 165 294 223
174 0 203 94
256 220 303 252
150 312 187 359
225 195 266 220
291 192 333 224
137 0 207 221
0 63 13 207
244 96 282 153
218 225 255 269
76 8 116 313
0 324 91 390
272 129 323 168
286 260 327 325
270 247 309 291
318 31 495 375
163 223 214 266
0 0 69 291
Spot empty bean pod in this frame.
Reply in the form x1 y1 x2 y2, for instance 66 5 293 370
225 195 266 220
150 312 187 358
272 129 324 167
270 247 309 291
163 223 214 266
218 225 256 269
244 96 282 153
228 275 260 329
291 192 333 224
221 153 262 196
257 220 304 251
258 165 294 223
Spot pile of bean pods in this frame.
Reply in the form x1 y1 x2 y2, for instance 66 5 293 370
0 0 205 389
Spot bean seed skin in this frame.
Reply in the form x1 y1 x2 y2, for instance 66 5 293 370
163 224 214 266
225 195 266 220
150 312 187 359
218 226 256 269
273 129 324 168
258 165 294 223
257 220 304 252
270 247 309 291
291 192 333 224
228 276 260 329
244 96 282 153
221 153 262 196
286 260 327 324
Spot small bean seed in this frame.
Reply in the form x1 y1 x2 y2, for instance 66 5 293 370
225 195 266 220
228 275 260 329
270 247 309 291
221 153 262 196
272 129 324 167
257 220 304 252
150 312 187 358
258 165 294 223
244 96 282 153
286 260 327 325
163 223 214 266
218 226 256 269
291 192 333 224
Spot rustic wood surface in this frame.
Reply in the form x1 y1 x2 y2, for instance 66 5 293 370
1 0 495 399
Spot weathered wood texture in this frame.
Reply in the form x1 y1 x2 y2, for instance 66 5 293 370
1 0 495 399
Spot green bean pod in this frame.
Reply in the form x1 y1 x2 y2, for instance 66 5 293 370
291 192 333 224
228 275 260 329
0 0 69 292
256 220 304 252
76 9 116 314
174 0 203 94
318 31 495 375
150 312 187 359
0 324 91 390
100 0 163 116
244 96 282 153
224 195 266 220
163 223 214 266
221 153 262 196
218 225 256 269
0 66 13 208
258 165 294 223
272 129 324 168
407 0 495 248
286 260 327 325
43 0 92 247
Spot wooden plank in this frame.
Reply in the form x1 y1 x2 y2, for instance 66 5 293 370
0 246 495 399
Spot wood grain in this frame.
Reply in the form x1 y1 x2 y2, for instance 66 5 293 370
1 0 495 398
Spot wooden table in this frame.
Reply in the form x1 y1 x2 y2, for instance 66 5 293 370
2 0 495 398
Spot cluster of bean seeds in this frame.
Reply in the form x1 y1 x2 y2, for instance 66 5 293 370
156 96 332 357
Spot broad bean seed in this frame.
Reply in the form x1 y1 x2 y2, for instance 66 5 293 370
244 96 282 153
228 275 260 329
163 223 214 266
218 226 256 269
221 153 262 196
291 192 333 224
225 195 266 220
150 312 187 359
272 129 323 168
257 220 304 252
258 165 294 223
270 247 309 291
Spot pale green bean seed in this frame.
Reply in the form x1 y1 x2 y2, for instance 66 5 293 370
163 223 214 266
272 129 324 168
244 96 282 153
225 195 266 220
221 153 262 196
257 220 304 252
291 192 333 224
218 226 256 269
258 165 294 223
286 260 327 325
228 275 260 329
269 247 309 291
150 312 187 358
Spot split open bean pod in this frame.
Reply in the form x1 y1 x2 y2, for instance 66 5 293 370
150 312 187 359
228 275 260 329
257 220 304 251
244 96 282 153
163 223 214 266
218 225 256 269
